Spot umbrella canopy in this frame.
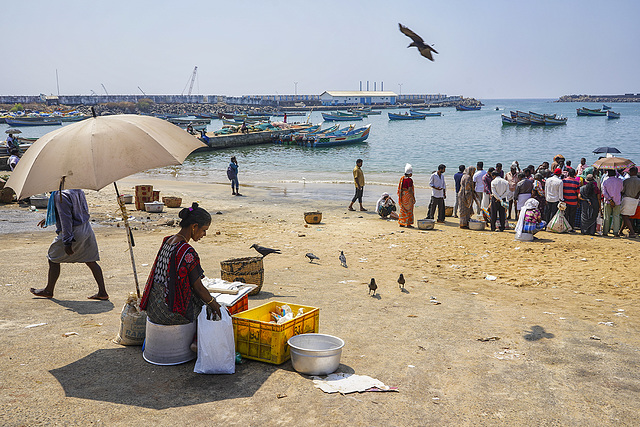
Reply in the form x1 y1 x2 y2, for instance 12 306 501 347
592 146 621 154
592 156 635 171
5 128 22 134
6 114 206 199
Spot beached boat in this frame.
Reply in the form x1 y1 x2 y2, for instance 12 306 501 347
321 112 363 121
544 117 568 126
456 105 481 111
606 110 620 119
577 107 606 116
168 117 211 126
5 118 62 126
388 111 426 120
307 124 371 147
56 114 89 122
501 114 517 125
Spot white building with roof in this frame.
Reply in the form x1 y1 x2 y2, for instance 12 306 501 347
319 91 397 106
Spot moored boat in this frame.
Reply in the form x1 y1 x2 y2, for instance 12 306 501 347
456 105 481 111
606 110 620 119
307 124 371 147
544 116 567 126
577 107 606 116
501 114 517 125
514 116 531 125
602 104 611 110
5 118 62 126
322 112 363 121
388 111 426 120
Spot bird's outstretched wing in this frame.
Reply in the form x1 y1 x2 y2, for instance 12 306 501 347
418 46 437 61
399 23 424 45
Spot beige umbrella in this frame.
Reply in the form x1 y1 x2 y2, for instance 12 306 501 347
592 156 635 171
6 113 207 297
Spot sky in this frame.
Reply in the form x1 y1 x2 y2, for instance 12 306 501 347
2 0 639 99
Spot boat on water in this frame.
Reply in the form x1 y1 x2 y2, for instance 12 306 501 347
577 107 606 116
602 104 611 110
321 112 364 122
5 118 62 126
354 108 381 115
529 111 556 120
544 117 567 126
529 116 545 125
456 105 481 111
388 111 426 120
515 116 531 125
606 110 621 119
306 124 371 147
501 114 517 125
271 111 307 117
168 117 211 126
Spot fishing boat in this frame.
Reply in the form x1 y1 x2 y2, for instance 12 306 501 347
544 116 567 126
388 111 426 120
577 107 606 116
5 118 62 126
168 117 211 126
321 112 363 121
217 112 236 119
420 111 442 117
307 124 371 147
529 116 545 125
336 111 363 117
501 114 517 125
355 108 381 115
602 104 611 110
410 107 431 113
271 111 307 117
606 110 621 119
514 116 531 125
456 105 481 111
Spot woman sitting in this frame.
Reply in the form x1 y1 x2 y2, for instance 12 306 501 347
376 192 399 220
140 203 221 325
515 199 546 240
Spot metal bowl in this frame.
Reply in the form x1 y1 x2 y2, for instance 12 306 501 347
417 218 435 230
469 220 486 231
29 194 49 209
288 333 344 376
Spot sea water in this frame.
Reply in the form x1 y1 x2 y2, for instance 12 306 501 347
5 99 639 198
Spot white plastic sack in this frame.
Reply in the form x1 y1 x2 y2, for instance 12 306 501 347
194 306 235 374
548 209 571 233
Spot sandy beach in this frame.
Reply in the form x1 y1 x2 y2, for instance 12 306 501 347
1 176 640 426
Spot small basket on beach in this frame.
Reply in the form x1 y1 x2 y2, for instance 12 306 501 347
162 196 182 208
304 211 322 224
220 256 264 296
445 206 454 217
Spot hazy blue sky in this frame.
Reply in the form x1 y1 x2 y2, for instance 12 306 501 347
3 0 639 99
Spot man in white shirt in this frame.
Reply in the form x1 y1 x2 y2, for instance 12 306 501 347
427 164 447 223
544 168 564 222
472 161 486 214
490 170 509 231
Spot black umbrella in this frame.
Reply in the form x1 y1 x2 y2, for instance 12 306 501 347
5 128 21 134
593 147 621 154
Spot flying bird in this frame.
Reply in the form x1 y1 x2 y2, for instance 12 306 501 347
398 273 405 289
368 278 377 296
339 251 348 268
305 252 320 263
250 244 281 257
398 23 438 61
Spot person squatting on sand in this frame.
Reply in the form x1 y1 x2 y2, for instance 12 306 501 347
398 163 415 227
30 189 108 300
140 203 221 326
376 192 399 220
348 159 366 212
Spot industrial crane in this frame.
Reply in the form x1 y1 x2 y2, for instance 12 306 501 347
101 83 109 95
181 66 198 96
138 86 147 96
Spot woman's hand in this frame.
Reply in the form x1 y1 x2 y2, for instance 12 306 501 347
207 299 222 320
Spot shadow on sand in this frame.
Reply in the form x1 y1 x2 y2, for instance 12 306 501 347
50 299 115 315
523 325 555 341
49 347 277 409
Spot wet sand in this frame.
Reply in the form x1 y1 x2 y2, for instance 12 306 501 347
1 176 639 425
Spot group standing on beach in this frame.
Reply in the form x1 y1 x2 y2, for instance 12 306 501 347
348 155 640 238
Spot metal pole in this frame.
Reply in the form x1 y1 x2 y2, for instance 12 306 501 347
113 182 140 298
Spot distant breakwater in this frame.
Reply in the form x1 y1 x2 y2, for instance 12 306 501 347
557 94 640 103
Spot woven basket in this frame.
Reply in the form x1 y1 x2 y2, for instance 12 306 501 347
304 211 322 224
220 256 264 296
162 196 182 208
445 206 454 217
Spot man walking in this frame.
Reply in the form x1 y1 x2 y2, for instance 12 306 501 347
472 162 486 214
601 169 623 237
544 168 564 222
490 170 509 231
427 164 447 223
30 189 108 300
453 165 465 218
348 159 366 211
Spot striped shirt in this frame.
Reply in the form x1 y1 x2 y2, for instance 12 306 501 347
562 177 580 206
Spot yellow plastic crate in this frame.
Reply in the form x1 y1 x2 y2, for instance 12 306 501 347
232 301 319 364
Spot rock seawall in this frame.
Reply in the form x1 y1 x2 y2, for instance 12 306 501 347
557 94 640 103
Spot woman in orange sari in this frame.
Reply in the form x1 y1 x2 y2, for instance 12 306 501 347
398 163 416 227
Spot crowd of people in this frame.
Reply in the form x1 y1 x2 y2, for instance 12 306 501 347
349 156 640 239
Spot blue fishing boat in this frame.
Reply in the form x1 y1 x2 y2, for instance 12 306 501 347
544 116 567 126
321 112 363 122
514 116 531 125
307 124 371 147
606 110 620 119
577 107 606 116
456 105 481 111
501 114 517 125
388 111 426 120
602 104 611 110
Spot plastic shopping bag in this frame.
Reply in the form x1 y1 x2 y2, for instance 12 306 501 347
548 209 571 233
194 306 236 374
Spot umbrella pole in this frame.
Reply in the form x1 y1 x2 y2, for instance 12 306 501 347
113 182 141 298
